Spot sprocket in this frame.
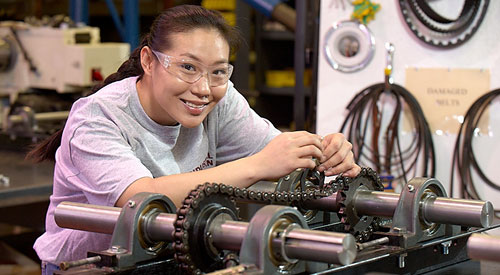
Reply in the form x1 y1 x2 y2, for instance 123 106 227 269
275 168 333 222
336 167 384 242
172 177 343 274
173 183 239 274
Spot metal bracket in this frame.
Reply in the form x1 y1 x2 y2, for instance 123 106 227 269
390 178 449 247
91 192 176 269
239 205 309 274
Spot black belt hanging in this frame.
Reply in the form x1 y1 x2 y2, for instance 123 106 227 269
450 88 500 217
339 83 435 183
399 0 489 48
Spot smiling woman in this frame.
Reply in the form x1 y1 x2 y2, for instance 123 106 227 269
137 28 232 127
26 4 360 273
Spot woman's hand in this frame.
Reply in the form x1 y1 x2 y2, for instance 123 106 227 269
317 133 360 177
251 131 323 180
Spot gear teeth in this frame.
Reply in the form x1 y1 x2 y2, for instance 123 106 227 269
173 183 239 274
173 169 350 273
336 167 382 243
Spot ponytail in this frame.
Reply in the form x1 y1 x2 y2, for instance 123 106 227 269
25 129 63 162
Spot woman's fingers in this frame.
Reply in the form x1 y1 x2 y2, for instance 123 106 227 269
324 161 357 176
318 143 351 172
294 144 323 160
291 132 323 150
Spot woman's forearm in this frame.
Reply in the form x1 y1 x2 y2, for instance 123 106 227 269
116 155 262 207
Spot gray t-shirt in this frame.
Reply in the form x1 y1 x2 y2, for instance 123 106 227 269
34 76 280 264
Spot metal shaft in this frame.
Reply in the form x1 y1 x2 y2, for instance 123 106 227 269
281 228 356 265
55 201 176 241
357 237 389 251
55 202 122 234
56 202 355 265
301 194 339 212
211 220 249 251
467 233 500 262
59 256 102 271
353 190 400 217
8 110 70 123
421 197 493 228
353 190 492 228
300 189 491 228
145 213 177 242
212 220 355 265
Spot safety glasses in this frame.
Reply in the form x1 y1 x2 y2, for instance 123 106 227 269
152 50 233 87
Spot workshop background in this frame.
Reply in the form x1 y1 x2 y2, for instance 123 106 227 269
0 0 499 274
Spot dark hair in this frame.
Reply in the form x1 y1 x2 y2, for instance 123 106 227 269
26 5 241 162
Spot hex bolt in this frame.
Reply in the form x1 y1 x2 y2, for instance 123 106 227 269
128 200 136 208
398 253 407 268
392 227 406 234
0 174 10 187
441 240 452 255
284 175 290 181
407 184 415 192
109 245 126 254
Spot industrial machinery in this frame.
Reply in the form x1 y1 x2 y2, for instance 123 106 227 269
467 233 500 263
0 19 129 139
53 191 356 274
51 168 497 274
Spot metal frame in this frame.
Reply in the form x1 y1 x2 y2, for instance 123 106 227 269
69 0 139 49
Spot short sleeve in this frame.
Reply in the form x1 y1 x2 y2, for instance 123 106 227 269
215 86 281 164
68 117 152 206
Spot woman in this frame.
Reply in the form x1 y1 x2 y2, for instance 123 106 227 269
30 5 360 274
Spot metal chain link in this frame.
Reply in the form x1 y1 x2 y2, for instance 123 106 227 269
173 168 381 274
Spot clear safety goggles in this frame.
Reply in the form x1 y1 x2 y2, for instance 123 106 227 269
152 50 233 87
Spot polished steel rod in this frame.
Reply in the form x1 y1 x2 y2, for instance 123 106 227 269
283 228 356 265
301 189 491 228
8 110 70 123
352 191 492 227
467 233 500 262
421 197 493 228
55 202 355 265
145 213 177 242
353 190 400 217
55 202 122 234
301 194 339 212
211 220 249 251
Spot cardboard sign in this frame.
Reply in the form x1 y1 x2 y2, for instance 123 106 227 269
405 68 490 134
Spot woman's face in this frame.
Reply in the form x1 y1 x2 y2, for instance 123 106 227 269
145 28 230 127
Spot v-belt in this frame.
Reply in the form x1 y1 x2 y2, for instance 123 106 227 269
410 0 478 33
451 88 500 217
340 83 435 183
399 0 489 48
